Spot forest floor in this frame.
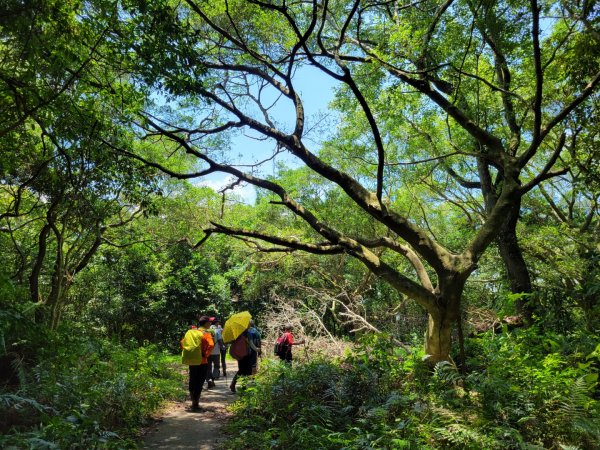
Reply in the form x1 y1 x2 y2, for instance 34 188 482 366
141 374 234 450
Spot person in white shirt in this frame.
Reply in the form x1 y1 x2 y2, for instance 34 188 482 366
214 319 227 377
206 318 223 387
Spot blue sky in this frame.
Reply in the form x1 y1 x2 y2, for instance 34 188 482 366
198 66 340 203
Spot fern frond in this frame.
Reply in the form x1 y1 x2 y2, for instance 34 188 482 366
9 354 27 389
558 376 592 421
431 406 463 423
433 360 462 386
433 423 496 447
572 416 600 442
0 393 54 414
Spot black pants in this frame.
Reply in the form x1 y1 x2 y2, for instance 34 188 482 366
189 364 209 398
231 354 253 387
207 354 220 381
220 348 227 375
279 349 292 365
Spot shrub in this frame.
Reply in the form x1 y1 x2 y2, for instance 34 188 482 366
223 330 599 450
0 324 185 449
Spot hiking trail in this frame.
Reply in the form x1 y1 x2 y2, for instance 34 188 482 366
141 376 234 449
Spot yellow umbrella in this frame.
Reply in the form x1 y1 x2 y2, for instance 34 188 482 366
222 311 252 343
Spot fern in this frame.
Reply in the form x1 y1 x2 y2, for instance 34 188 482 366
433 360 462 387
558 375 596 423
574 415 600 434
433 423 497 448
9 353 27 389
556 375 600 447
0 393 54 413
431 405 463 422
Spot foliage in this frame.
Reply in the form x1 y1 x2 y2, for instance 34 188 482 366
0 0 168 328
96 0 600 363
71 236 233 351
0 320 184 449
224 330 599 449
0 0 599 446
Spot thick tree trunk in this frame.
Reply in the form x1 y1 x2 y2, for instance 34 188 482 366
479 160 533 324
424 277 464 363
425 311 454 363
496 200 533 323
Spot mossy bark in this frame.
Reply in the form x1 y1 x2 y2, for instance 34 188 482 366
425 312 454 364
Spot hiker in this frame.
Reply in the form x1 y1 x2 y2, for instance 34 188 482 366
180 316 214 411
248 320 262 375
229 325 259 393
277 324 304 365
206 318 222 388
215 319 227 377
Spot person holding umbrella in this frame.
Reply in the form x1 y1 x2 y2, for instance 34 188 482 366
180 316 214 411
223 312 259 393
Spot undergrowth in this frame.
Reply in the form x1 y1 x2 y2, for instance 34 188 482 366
0 314 184 449
223 330 599 450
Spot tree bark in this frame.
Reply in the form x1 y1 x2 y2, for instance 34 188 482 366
425 311 455 364
496 199 533 323
30 223 51 305
479 160 533 323
424 275 465 364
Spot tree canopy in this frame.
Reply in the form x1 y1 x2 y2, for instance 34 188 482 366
90 0 600 361
1 1 599 448
2 0 597 358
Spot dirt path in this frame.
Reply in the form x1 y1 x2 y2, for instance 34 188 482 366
141 376 235 450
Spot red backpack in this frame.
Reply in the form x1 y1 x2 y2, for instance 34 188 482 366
229 335 248 360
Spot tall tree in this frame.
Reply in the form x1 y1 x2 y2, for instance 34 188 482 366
108 0 599 362
0 0 164 327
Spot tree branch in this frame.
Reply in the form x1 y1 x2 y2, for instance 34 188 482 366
357 237 434 292
530 0 543 150
519 70 600 167
521 132 566 193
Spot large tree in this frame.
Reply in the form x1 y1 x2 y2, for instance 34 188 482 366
108 0 599 362
0 0 165 327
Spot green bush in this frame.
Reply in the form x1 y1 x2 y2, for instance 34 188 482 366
223 330 599 450
464 328 600 449
0 323 185 449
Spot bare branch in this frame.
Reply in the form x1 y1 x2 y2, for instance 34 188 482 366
520 70 600 167
521 133 567 193
530 0 543 149
357 237 434 292
201 222 346 254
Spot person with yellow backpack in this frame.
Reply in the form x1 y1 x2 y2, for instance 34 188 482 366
180 316 214 411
